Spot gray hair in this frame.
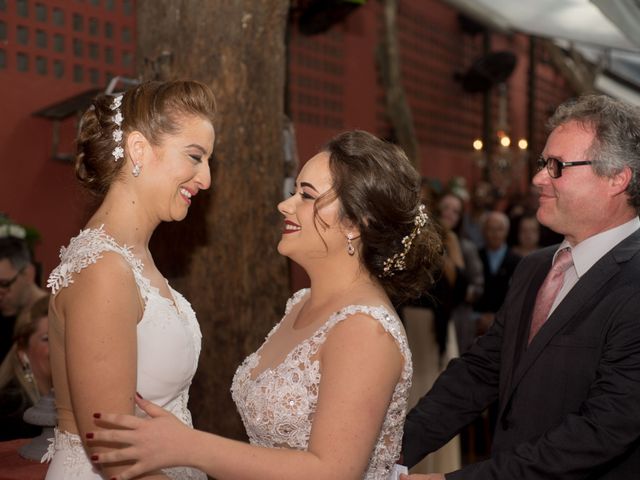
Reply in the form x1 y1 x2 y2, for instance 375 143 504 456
547 95 640 213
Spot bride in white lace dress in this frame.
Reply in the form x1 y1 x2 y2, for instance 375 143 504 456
44 80 216 480
88 130 443 480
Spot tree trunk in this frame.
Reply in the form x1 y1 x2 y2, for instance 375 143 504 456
377 0 421 166
137 0 291 440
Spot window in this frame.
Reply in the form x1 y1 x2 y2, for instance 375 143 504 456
35 3 47 21
53 59 64 78
73 38 83 57
36 30 47 48
89 67 99 85
89 0 100 5
17 52 29 72
123 0 133 16
0 1 6 12
105 0 115 11
104 46 113 64
0 21 5 41
89 17 99 36
36 56 47 75
52 8 64 26
53 34 64 52
17 0 28 18
122 50 132 67
73 64 83 83
17 26 29 45
104 21 113 39
73 13 83 32
121 26 131 44
89 42 99 59
105 71 114 83
0 49 5 69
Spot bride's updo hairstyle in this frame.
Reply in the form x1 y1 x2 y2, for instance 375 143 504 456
75 80 216 196
320 130 443 304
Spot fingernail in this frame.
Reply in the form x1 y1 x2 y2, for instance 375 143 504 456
93 413 101 419
86 432 94 439
90 454 99 461
135 391 144 399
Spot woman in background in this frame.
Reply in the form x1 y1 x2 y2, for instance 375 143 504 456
0 294 51 440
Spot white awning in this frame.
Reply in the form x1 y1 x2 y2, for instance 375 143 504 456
442 0 640 101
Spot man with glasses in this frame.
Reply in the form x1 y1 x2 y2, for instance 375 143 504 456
402 95 640 480
0 236 46 363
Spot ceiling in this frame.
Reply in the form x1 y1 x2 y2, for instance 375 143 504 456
443 0 640 104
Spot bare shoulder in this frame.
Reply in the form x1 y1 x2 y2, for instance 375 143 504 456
323 304 404 370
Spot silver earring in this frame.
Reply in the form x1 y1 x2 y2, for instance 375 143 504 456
132 162 141 177
21 357 34 384
347 233 355 256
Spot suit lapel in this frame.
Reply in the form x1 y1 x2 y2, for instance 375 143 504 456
498 251 552 414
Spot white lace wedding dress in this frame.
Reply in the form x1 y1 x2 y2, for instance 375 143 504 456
231 289 412 480
44 226 206 480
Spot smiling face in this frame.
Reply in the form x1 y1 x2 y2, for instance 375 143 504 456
532 120 629 244
438 194 463 231
277 152 347 266
138 114 215 223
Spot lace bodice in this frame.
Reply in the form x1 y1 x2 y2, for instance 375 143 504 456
46 226 205 480
231 289 412 480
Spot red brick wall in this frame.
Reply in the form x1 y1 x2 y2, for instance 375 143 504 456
0 0 135 275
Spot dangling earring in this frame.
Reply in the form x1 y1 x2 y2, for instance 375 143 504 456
132 162 141 177
20 355 34 384
347 233 355 256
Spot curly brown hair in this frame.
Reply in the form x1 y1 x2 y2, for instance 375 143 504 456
317 130 443 304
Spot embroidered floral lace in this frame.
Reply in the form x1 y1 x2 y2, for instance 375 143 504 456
231 289 412 480
44 226 206 480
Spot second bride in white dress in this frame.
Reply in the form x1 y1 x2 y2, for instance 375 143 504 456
89 130 444 480
44 80 216 480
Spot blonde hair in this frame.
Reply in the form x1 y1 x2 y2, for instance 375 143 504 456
0 294 50 404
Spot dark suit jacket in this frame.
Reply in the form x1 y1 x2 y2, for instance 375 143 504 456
403 228 640 479
474 247 522 314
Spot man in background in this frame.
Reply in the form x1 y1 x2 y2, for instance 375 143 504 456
0 236 47 362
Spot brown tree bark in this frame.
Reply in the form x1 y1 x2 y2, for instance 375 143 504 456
137 1 290 440
377 0 421 166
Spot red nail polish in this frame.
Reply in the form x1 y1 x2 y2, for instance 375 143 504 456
90 454 99 461
86 432 94 439
93 413 101 419
135 391 144 399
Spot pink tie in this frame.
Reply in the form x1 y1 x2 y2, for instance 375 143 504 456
528 248 574 343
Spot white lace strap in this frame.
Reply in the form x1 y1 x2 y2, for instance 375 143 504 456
284 288 309 315
310 305 411 374
47 226 150 301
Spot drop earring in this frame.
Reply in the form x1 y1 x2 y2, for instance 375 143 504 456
132 162 141 177
347 233 355 256
20 355 34 384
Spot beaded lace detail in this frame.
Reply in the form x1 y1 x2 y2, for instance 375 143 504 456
45 226 205 480
231 289 412 479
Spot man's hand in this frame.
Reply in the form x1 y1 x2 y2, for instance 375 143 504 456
400 474 445 480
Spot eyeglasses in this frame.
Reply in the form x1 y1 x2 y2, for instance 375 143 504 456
0 268 24 291
537 155 593 179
